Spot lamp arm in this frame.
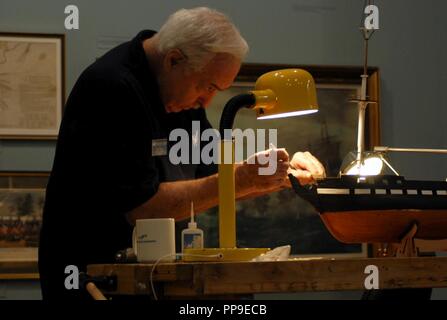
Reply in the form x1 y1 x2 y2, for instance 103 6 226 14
219 93 256 138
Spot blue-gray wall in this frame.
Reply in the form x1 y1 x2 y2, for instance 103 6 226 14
0 0 446 299
0 0 446 178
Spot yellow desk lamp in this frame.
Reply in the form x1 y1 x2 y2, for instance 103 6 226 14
184 69 318 261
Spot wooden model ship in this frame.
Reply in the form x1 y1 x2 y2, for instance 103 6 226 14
289 174 447 243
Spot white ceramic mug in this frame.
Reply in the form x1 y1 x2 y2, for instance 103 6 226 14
132 218 176 262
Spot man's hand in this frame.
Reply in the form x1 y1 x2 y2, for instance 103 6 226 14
235 148 290 196
287 151 326 186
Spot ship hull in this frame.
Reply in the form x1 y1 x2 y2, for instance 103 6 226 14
321 209 447 243
289 174 447 243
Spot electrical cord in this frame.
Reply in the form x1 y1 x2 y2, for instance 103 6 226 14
150 253 223 300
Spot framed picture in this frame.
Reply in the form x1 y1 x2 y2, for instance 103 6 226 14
0 172 49 279
0 33 65 139
184 63 380 258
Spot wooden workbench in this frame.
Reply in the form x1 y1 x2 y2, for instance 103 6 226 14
87 256 447 298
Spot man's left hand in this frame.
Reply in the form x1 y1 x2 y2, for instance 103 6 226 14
285 151 326 186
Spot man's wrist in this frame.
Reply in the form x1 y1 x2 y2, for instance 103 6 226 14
234 163 255 197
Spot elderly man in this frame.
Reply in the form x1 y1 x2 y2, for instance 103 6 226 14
38 7 325 300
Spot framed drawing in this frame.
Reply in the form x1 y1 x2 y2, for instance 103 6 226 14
0 32 65 139
0 172 49 279
178 63 380 258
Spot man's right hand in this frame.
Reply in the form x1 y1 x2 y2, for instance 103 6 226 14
234 148 290 197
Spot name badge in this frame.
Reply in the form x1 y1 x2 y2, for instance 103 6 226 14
151 139 168 156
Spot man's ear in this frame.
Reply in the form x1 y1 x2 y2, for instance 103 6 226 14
163 49 186 71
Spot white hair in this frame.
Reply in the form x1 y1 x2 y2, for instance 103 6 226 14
156 7 249 71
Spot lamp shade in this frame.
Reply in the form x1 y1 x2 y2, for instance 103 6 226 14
251 69 319 120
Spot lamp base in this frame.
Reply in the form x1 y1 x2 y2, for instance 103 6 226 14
182 248 269 262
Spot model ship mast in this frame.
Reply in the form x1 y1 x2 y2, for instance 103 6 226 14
352 0 377 171
340 0 379 175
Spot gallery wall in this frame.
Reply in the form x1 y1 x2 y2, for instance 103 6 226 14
0 0 445 179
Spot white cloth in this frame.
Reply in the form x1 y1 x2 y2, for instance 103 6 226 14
251 245 291 262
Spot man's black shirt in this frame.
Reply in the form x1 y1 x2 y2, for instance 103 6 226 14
38 30 217 299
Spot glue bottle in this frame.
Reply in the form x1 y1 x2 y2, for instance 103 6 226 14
181 201 204 252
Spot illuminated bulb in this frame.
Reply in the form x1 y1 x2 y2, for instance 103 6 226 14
345 156 384 176
258 109 318 120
